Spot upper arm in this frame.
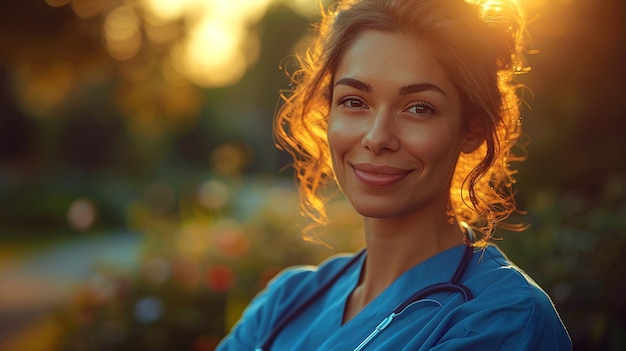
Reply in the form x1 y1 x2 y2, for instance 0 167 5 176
216 266 319 350
216 284 271 350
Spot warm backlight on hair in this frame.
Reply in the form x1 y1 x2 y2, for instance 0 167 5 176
471 0 547 13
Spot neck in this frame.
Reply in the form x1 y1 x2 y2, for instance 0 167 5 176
363 216 463 291
343 212 465 323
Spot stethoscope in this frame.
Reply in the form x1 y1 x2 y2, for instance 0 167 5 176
256 225 476 351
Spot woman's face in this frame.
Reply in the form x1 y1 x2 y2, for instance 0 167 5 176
327 30 480 220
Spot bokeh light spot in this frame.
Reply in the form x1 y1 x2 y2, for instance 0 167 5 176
67 198 97 231
206 265 235 292
104 6 142 60
210 143 250 176
133 296 164 323
198 180 230 210
171 19 246 87
142 0 185 22
176 222 212 261
214 221 249 258
72 0 105 19
16 62 75 117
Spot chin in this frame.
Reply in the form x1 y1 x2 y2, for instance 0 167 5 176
351 202 404 219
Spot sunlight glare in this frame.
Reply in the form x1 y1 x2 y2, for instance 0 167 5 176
139 0 275 87
47 0 330 87
204 0 272 23
142 0 185 22
171 19 247 87
279 0 326 16
526 0 548 7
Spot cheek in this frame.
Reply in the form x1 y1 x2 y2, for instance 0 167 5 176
326 117 356 179
406 127 462 164
327 117 351 157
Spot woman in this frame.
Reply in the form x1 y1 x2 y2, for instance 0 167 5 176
218 0 571 349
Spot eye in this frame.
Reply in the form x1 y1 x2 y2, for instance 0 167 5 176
338 97 368 109
405 101 436 116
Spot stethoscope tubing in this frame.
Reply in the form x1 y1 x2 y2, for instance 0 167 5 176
257 226 476 351
392 243 475 314
352 243 475 350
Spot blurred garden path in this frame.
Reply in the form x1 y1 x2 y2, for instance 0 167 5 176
0 232 141 349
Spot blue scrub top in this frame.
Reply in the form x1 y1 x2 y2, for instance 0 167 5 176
217 245 571 350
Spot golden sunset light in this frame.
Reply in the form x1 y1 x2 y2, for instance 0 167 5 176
136 0 317 87
1 0 623 349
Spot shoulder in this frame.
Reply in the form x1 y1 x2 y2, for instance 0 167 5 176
216 251 359 350
468 245 556 309
266 251 359 298
248 251 359 321
448 245 572 350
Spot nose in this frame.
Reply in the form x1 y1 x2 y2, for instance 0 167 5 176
361 109 399 153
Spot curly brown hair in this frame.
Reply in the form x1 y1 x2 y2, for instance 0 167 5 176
274 0 528 248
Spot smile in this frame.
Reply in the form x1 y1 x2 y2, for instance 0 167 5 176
351 163 411 188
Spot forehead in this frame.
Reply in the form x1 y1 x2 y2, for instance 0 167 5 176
333 30 455 95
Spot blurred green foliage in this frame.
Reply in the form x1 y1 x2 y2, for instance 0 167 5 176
52 177 363 350
500 176 626 350
0 0 625 350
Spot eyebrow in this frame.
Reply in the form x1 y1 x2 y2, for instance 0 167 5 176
399 83 447 97
334 78 371 93
334 77 447 97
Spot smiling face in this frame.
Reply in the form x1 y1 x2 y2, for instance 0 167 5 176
327 30 480 220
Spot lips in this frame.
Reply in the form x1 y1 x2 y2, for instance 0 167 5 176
351 163 411 187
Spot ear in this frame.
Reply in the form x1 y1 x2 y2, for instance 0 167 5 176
460 123 485 154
